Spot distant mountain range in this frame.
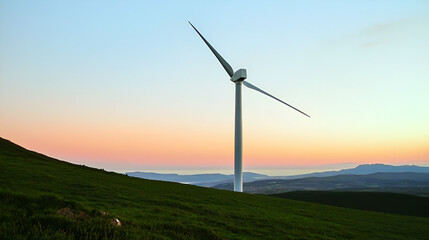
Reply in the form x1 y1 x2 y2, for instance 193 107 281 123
127 164 429 190
278 164 429 179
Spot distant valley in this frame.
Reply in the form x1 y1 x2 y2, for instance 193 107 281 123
126 171 268 187
127 164 429 195
214 172 429 195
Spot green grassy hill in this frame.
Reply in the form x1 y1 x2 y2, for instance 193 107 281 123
272 191 429 218
1 137 429 240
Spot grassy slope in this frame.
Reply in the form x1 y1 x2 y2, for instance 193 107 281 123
1 137 429 240
272 191 429 218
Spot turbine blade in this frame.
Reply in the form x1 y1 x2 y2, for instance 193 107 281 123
189 21 234 77
242 81 311 118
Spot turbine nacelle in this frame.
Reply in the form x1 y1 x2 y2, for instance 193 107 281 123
231 69 247 82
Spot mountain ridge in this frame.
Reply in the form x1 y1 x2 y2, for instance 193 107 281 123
279 163 429 179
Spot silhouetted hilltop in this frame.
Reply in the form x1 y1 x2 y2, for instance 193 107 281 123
276 163 429 180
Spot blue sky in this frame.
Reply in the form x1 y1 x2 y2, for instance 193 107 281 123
1 1 428 171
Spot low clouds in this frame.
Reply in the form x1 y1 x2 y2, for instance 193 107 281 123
360 41 381 48
358 19 409 48
362 20 408 36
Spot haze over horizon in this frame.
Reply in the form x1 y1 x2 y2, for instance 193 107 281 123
1 1 428 171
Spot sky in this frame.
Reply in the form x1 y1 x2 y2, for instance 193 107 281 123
1 1 428 174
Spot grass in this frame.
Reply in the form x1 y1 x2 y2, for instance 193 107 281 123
0 192 127 240
272 191 429 218
1 136 429 239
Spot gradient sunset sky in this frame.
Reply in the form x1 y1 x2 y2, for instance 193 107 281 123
1 1 428 173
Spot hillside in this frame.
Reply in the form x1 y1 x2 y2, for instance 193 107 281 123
214 172 429 195
272 191 429 218
1 137 429 239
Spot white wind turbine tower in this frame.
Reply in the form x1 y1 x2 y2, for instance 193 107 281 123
189 22 310 192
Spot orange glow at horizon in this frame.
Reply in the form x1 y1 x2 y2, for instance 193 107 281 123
3 117 428 169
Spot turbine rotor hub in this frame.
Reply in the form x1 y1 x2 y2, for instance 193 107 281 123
231 69 247 82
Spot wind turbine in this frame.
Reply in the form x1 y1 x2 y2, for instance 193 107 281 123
189 22 310 192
